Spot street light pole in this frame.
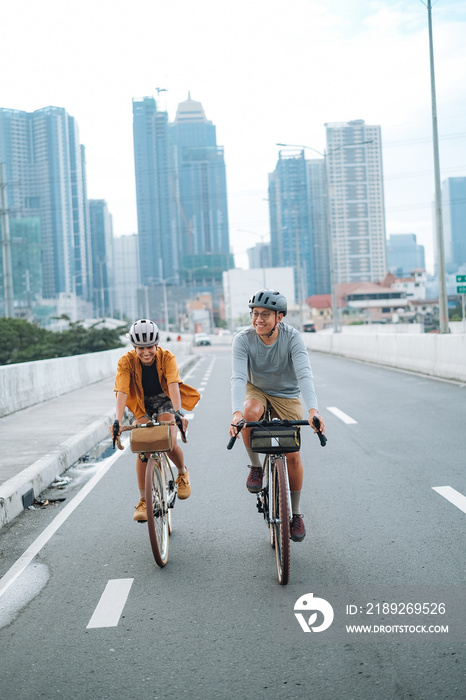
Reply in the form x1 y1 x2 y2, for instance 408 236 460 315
424 0 449 333
0 163 15 318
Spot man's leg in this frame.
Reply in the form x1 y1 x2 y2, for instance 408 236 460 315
242 398 265 492
286 451 306 542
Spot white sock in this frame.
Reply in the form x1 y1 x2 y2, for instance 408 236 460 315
290 490 301 515
246 447 262 469
139 489 145 499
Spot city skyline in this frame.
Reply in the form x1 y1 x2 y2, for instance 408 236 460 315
0 0 465 274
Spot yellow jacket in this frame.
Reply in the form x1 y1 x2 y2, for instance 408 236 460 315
114 347 200 419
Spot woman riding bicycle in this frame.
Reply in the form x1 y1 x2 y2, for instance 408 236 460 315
229 289 325 542
112 319 200 521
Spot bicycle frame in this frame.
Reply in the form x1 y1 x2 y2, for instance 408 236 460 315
113 414 187 567
227 406 326 584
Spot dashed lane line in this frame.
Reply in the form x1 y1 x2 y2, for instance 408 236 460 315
432 486 466 515
87 578 134 629
326 406 358 424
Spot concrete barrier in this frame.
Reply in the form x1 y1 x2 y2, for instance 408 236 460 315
303 332 466 383
0 338 192 418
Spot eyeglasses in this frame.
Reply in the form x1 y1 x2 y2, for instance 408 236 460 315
250 310 274 320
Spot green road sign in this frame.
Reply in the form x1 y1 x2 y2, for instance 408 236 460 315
457 286 466 294
456 275 466 283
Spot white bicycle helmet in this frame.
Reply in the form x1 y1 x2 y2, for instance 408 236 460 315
129 319 160 346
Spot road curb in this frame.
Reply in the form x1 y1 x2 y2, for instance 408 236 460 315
0 354 199 530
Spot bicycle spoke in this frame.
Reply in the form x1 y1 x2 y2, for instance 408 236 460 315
145 457 169 567
272 457 290 585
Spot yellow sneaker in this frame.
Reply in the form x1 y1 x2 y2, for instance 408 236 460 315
133 498 147 521
176 468 191 500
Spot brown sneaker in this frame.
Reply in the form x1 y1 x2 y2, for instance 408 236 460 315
246 466 263 493
176 467 191 500
290 514 306 542
133 498 147 521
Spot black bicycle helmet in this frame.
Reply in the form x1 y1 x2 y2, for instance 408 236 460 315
129 319 160 346
248 289 287 316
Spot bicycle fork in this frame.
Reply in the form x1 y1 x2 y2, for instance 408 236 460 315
255 457 292 527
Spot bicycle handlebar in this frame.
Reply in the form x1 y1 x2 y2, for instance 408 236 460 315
111 414 187 450
227 416 327 450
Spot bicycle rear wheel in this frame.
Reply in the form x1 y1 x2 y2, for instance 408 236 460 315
271 457 290 585
145 457 169 567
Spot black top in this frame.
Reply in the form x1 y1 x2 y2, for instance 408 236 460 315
141 361 162 396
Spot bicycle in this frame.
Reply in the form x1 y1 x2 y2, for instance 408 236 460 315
227 408 326 585
113 414 187 567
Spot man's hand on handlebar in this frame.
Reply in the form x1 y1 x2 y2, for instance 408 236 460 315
308 409 325 435
229 411 245 439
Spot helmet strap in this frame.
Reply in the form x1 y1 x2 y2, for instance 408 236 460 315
265 313 279 338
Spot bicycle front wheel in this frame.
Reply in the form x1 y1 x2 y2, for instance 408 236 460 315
145 457 169 567
271 457 290 585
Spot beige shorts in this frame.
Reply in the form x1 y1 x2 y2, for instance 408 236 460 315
245 382 303 421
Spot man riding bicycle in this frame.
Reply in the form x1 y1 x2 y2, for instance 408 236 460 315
229 289 325 542
112 319 200 521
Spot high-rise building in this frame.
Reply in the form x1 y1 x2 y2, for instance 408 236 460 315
307 158 330 294
325 119 387 284
113 233 140 321
387 233 425 277
170 94 232 284
247 242 272 270
89 199 114 317
132 97 179 287
9 217 42 307
0 106 90 300
441 177 466 273
268 150 329 299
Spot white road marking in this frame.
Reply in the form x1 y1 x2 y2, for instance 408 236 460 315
0 443 127 600
432 486 466 515
87 578 134 629
326 406 358 424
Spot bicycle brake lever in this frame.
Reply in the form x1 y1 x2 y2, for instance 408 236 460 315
312 416 327 447
112 419 120 449
227 419 245 450
174 413 188 443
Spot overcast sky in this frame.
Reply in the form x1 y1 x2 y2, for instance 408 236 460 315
1 0 465 272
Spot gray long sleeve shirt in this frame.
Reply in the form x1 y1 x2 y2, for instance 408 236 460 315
231 323 318 414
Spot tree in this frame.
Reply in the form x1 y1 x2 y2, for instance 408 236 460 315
0 318 126 365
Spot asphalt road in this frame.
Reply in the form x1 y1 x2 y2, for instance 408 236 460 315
0 347 465 700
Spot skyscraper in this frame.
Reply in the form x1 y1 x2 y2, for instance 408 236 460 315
170 94 232 284
89 199 114 317
113 233 140 320
388 233 425 277
132 97 178 287
268 150 329 299
441 177 466 273
307 158 330 294
325 120 387 284
0 106 90 300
